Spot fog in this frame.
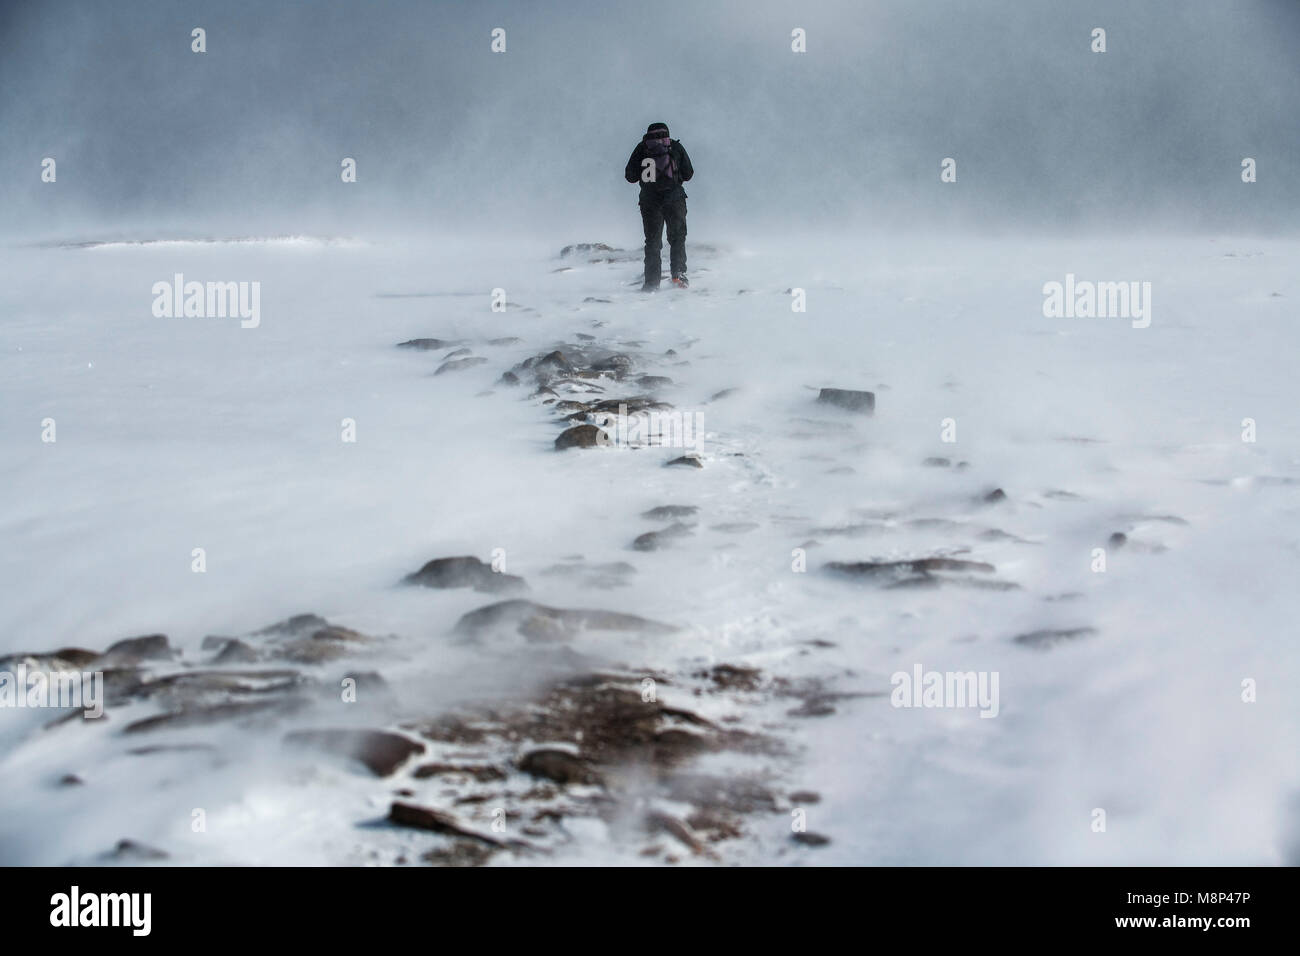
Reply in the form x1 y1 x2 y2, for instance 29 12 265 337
2 0 1297 240
3 1 1299 870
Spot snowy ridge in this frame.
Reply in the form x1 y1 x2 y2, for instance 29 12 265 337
0 234 1297 865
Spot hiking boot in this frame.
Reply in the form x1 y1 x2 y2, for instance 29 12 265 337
671 274 689 288
640 281 660 292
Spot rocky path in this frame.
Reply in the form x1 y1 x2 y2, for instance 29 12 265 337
4 236 1294 866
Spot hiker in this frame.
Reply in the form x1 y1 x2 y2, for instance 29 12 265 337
624 122 693 291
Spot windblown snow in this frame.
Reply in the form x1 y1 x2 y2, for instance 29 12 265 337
0 233 1296 865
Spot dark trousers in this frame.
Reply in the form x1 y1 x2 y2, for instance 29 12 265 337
640 197 687 285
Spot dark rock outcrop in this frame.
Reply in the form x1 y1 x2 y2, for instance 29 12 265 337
518 748 602 786
435 356 487 375
403 556 526 594
1012 627 1097 650
816 388 874 414
453 599 676 643
98 634 173 666
642 504 698 520
555 424 608 450
825 557 996 578
388 802 510 846
633 522 694 552
284 728 425 776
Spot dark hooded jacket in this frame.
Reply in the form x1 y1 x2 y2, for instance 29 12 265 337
625 137 693 204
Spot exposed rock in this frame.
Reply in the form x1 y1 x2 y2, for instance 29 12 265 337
642 504 698 520
337 670 391 701
103 839 169 861
125 698 307 734
695 664 762 692
518 748 602 786
403 556 527 594
133 668 307 706
665 454 703 468
388 802 510 847
284 728 425 776
397 338 453 350
421 840 500 867
487 336 522 346
390 672 776 860
53 647 99 667
636 375 673 389
775 676 879 719
807 522 880 538
0 647 99 672
424 676 735 772
553 400 591 414
1044 489 1084 501
977 529 1031 544
435 356 488 375
791 831 831 847
1108 532 1128 548
209 638 259 664
816 388 875 414
588 396 670 415
271 621 375 665
787 699 838 718
1121 514 1189 526
537 350 572 373
453 599 677 643
1012 627 1097 650
632 522 694 552
711 521 759 534
789 790 821 804
127 743 220 757
982 488 1008 504
555 424 608 450
825 557 996 579
255 614 330 637
644 810 708 855
408 714 490 746
443 347 472 359
412 763 507 783
276 638 351 665
922 457 952 467
560 242 617 258
499 370 521 385
98 634 173 665
590 354 633 377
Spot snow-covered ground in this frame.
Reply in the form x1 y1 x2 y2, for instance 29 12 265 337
0 231 1296 865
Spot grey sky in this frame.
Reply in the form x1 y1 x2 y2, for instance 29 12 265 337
2 0 1296 237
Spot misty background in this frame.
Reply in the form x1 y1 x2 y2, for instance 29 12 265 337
1 0 1297 241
